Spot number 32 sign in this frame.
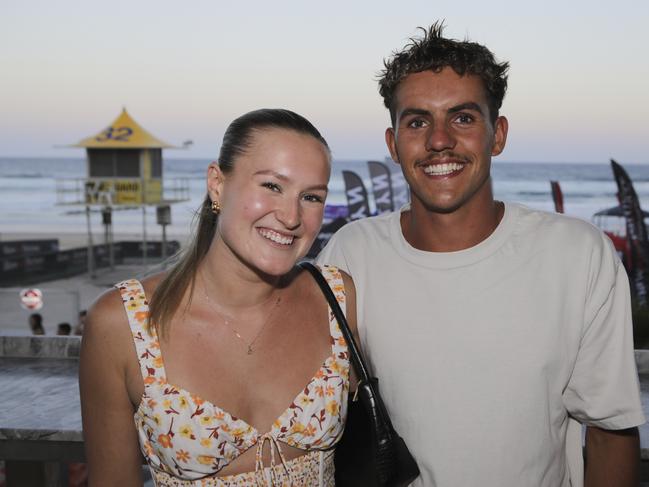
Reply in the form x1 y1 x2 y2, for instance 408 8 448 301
96 126 133 142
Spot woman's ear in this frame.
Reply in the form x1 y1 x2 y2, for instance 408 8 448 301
206 162 225 203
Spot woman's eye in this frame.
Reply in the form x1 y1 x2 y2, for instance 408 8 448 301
262 182 281 192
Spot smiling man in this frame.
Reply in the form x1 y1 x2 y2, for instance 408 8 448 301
318 23 644 486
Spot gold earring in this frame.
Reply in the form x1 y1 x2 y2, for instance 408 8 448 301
211 200 221 215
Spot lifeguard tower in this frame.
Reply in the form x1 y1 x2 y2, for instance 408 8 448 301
57 108 189 273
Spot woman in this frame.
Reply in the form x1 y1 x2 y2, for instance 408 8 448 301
79 109 358 486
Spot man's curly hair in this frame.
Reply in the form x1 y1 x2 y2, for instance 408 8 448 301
379 22 509 126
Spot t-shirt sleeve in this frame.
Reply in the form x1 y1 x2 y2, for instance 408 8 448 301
563 234 645 430
315 228 351 274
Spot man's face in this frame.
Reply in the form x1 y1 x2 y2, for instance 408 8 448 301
385 68 508 215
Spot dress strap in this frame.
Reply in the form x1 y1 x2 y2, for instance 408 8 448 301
115 279 166 386
317 265 348 358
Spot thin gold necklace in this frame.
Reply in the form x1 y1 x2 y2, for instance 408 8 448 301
199 272 282 355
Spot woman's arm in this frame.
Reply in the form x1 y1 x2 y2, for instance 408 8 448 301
79 289 144 486
340 271 361 389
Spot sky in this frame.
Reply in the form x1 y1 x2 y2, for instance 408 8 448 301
1 0 647 163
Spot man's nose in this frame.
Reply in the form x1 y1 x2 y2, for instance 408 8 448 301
425 123 456 152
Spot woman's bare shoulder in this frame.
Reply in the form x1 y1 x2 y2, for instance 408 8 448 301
86 287 127 330
86 271 167 333
140 270 166 296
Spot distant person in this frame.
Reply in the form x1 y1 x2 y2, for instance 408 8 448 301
318 22 644 486
80 109 359 485
28 313 45 335
74 310 87 336
57 322 72 336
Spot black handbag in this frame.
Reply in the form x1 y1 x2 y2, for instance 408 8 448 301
299 262 420 487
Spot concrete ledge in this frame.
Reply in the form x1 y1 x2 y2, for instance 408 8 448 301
637 350 649 374
0 336 81 359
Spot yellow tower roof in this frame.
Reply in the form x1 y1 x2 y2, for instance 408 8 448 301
73 108 176 149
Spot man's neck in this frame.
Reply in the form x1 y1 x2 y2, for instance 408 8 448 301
401 198 504 253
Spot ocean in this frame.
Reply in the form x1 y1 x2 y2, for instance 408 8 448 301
2 157 649 240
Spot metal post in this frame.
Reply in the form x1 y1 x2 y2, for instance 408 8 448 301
141 168 148 268
85 205 95 279
102 206 115 270
109 219 114 270
156 205 171 267
161 223 167 261
142 205 148 267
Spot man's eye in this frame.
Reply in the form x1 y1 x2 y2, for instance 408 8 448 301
303 193 324 203
408 119 427 128
455 113 474 124
262 182 281 192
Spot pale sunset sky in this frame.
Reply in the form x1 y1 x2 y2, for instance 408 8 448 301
1 0 647 163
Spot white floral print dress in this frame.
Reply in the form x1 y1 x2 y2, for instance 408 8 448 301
116 265 350 486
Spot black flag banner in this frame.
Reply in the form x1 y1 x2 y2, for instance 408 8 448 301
611 159 649 306
550 180 564 214
367 161 394 214
342 170 371 221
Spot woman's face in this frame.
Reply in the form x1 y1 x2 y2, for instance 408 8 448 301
209 127 331 277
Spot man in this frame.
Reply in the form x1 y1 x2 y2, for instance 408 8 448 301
74 309 87 336
28 312 45 335
57 322 72 336
318 23 644 486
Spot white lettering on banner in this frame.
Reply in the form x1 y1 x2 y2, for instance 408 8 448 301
346 186 366 205
375 191 392 206
371 173 390 191
350 206 368 220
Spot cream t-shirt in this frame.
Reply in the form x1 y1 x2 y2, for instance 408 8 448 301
317 203 644 487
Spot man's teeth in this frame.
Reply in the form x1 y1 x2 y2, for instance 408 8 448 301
423 162 464 175
259 229 294 245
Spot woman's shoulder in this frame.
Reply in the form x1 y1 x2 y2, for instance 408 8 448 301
85 271 166 334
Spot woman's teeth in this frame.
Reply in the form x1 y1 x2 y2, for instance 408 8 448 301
259 229 294 245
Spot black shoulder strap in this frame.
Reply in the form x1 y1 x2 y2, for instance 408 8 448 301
298 261 370 384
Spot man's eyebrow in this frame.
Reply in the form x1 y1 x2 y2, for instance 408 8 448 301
398 108 430 121
448 102 484 115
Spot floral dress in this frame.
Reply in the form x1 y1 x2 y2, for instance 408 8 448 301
115 265 349 486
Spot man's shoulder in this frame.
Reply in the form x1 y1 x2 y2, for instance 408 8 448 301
513 203 605 238
332 211 395 241
511 203 613 254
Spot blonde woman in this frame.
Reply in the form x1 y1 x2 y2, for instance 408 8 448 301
80 109 357 486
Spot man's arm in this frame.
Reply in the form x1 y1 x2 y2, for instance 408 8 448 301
584 426 639 487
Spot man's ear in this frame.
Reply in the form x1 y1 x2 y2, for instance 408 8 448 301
385 127 400 165
491 116 509 156
206 162 225 203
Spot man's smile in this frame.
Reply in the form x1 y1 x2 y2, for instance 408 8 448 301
421 162 466 177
